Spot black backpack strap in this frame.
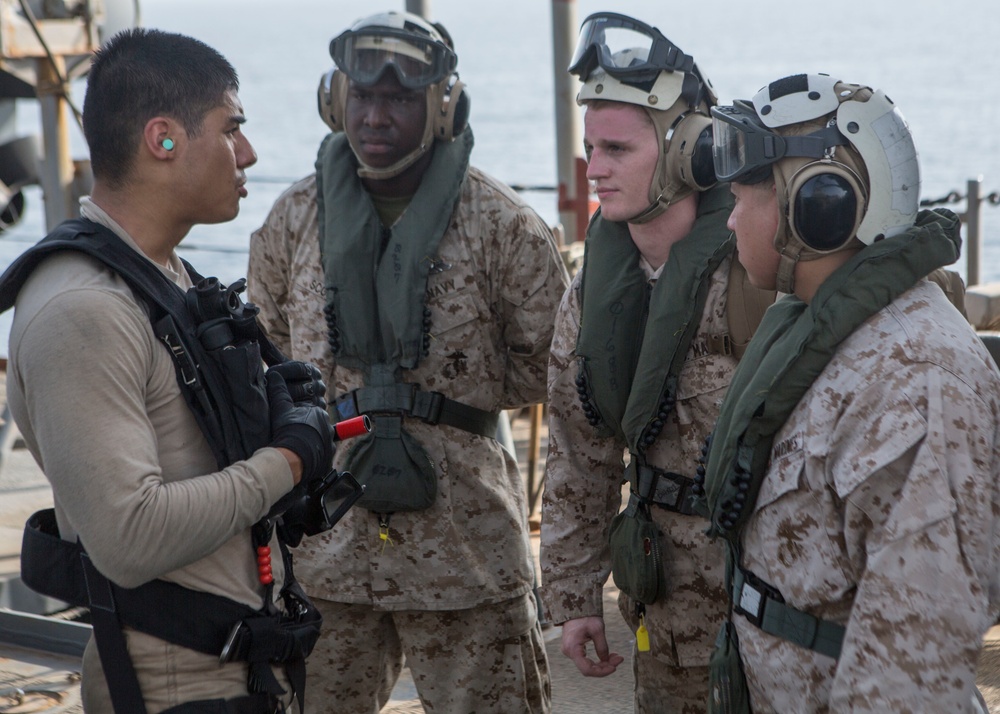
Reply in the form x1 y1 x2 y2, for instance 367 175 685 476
0 219 283 469
22 510 318 713
81 551 150 714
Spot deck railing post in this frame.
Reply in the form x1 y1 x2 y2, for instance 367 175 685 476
966 177 983 287
404 0 431 17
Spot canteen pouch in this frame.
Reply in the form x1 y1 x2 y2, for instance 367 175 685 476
608 497 664 605
708 621 751 714
343 415 437 513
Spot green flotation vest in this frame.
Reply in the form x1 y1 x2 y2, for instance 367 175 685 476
315 129 497 514
699 208 961 711
575 184 734 453
575 185 733 604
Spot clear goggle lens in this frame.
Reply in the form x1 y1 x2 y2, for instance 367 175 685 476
331 29 455 89
711 104 788 184
568 12 692 80
711 114 751 183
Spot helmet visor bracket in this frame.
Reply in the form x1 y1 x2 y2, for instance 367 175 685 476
711 103 848 184
568 12 694 82
331 27 456 90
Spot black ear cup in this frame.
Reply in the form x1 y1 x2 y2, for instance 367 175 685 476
433 79 469 141
688 124 716 190
450 87 470 137
787 162 866 252
671 112 717 192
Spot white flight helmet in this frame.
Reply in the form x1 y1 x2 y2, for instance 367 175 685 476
570 12 718 224
317 11 470 180
712 73 921 293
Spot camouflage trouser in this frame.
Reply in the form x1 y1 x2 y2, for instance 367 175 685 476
632 650 711 714
305 592 551 714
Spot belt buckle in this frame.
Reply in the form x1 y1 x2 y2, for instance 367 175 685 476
735 570 782 628
653 477 682 508
737 581 765 627
219 621 244 666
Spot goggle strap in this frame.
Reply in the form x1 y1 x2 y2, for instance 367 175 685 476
781 127 850 160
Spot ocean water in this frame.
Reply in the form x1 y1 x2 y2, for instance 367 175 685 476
1 0 999 295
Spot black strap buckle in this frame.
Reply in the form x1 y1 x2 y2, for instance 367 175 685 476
412 389 445 425
628 462 699 516
733 567 783 628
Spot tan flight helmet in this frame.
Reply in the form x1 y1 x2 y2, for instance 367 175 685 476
317 11 470 180
712 73 921 293
569 13 718 224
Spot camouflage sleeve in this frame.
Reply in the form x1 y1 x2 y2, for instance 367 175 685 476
247 188 299 357
829 367 1000 711
496 207 570 409
539 274 625 624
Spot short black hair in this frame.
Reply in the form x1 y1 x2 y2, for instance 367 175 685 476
82 28 239 187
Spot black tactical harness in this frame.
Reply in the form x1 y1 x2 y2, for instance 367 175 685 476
0 219 322 714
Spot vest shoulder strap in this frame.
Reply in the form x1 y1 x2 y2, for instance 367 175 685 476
0 218 189 319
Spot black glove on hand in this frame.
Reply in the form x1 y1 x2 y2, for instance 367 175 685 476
266 370 333 489
266 360 327 409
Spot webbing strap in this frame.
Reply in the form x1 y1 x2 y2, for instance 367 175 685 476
625 461 702 517
82 552 149 714
731 566 845 660
335 385 499 438
22 510 315 713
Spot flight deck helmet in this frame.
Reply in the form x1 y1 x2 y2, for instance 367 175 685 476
317 11 470 179
570 12 718 223
712 73 920 292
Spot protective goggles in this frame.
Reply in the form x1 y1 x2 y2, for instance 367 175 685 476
711 101 849 184
568 12 694 82
330 27 457 90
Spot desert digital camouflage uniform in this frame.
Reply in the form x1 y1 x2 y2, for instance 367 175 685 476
248 168 568 712
540 252 734 712
734 279 1000 713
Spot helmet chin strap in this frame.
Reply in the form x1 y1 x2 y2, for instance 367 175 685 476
775 243 800 295
772 168 799 294
626 194 668 225
351 138 432 180
626 182 694 225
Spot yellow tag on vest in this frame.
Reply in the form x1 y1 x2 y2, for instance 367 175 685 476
636 615 650 652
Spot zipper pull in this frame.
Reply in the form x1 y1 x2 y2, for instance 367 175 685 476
378 514 394 553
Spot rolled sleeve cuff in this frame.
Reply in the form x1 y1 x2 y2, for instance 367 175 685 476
538 574 607 625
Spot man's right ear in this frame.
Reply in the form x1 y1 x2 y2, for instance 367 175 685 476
317 69 348 132
144 117 178 158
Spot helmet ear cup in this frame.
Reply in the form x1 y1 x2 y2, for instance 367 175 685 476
786 161 866 252
317 69 348 133
668 111 717 192
432 78 469 141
